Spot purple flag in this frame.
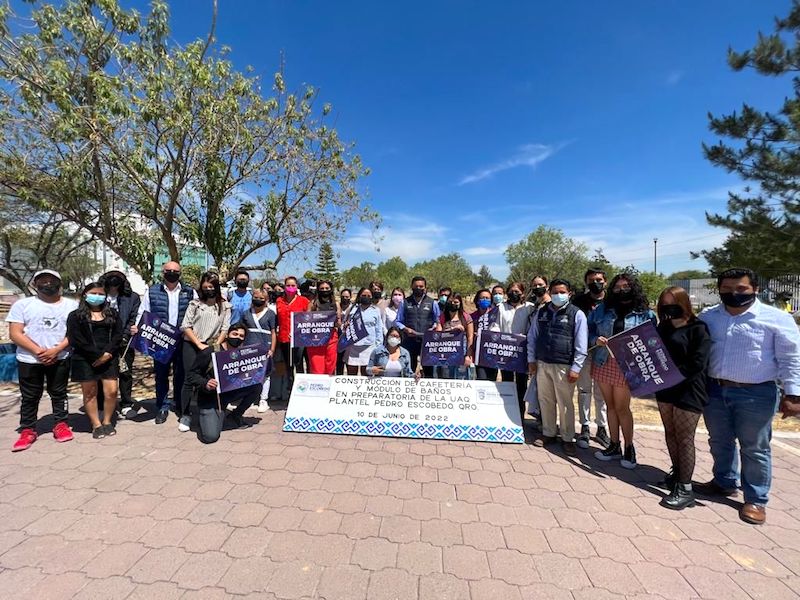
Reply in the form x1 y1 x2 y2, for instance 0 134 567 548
132 311 180 364
476 330 528 373
475 307 499 333
606 321 685 396
338 308 368 351
421 331 466 367
212 344 271 394
291 311 338 348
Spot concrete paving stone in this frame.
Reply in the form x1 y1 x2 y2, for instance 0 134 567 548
260 485 300 508
363 451 394 466
519 581 576 600
84 541 149 578
552 507 599 534
262 506 306 532
462 521 506 551
374 464 407 481
469 578 523 600
0 565 46 595
23 509 84 536
353 477 390 497
140 517 196 548
514 506 560 531
630 536 690 568
156 477 203 499
487 548 537 585
469 469 505 487
571 588 626 600
393 452 424 468
631 514 687 541
729 570 799 600
420 518 463 547
268 560 324 599
187 500 234 524
462 445 493 459
586 531 644 563
524 488 567 509
722 543 794 577
344 462 378 479
715 520 776 550
533 474 572 493
127 546 191 584
420 482 456 502
388 479 423 500
321 474 357 493
422 454 452 470
24 571 92 600
436 468 471 485
366 567 419 600
591 511 644 537
451 456 483 471
329 491 368 514
680 565 751 600
629 562 697 599
560 490 604 513
454 483 493 504
315 460 347 476
194 481 235 501
439 500 479 524
442 545 490 580
299 509 342 535
675 518 731 545
225 483 268 503
597 494 644 516
73 575 136 599
180 522 236 553
770 547 800 576
545 528 597 559
0 534 70 569
477 503 518 526
220 526 274 558
128 475 172 495
339 513 382 540
580 556 644 595
127 581 183 599
290 472 325 490
396 541 442 576
351 536 399 571
218 556 275 595
365 494 404 517
170 550 232 590
116 493 164 517
223 502 271 528
418 573 469 600
534 553 591 590
674 538 742 573
316 564 370 600
402 497 440 521
309 447 340 461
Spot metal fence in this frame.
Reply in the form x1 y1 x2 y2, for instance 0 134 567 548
669 275 800 311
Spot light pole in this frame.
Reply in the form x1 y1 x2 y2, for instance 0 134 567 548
653 238 658 274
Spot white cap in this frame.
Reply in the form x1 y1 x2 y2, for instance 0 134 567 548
32 269 62 282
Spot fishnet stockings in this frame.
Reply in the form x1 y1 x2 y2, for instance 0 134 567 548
658 403 701 483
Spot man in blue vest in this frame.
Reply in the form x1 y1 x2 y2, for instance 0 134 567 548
395 276 441 377
134 261 197 424
527 278 588 456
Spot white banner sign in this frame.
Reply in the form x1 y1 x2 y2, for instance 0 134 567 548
283 374 524 444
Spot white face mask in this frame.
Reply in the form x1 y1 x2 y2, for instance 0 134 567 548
387 336 402 348
551 293 569 307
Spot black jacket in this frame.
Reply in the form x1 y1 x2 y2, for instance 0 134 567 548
66 310 124 363
98 271 141 343
655 319 711 413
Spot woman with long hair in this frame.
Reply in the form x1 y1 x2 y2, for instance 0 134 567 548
436 292 474 378
589 272 656 469
385 287 404 330
179 272 232 432
368 326 415 378
655 286 711 509
66 282 124 439
307 279 341 375
345 287 385 375
471 288 499 381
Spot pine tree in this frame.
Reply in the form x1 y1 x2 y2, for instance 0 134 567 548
475 265 494 288
315 242 339 284
699 2 800 276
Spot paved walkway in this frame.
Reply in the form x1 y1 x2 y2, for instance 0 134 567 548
0 390 799 599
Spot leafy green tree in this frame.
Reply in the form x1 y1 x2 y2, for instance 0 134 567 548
699 2 800 275
375 256 409 292
339 261 377 290
475 265 495 288
315 242 339 284
411 253 477 294
667 269 710 280
505 225 590 288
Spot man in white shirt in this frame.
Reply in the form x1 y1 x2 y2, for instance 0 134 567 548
697 268 800 525
6 270 79 451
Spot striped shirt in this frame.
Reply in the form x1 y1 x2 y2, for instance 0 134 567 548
699 300 800 395
181 299 232 344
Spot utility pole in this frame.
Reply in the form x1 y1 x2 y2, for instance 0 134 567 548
653 238 658 274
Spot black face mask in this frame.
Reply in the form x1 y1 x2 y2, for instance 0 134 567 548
720 292 756 308
202 289 217 300
37 284 60 297
252 298 266 308
359 296 372 306
236 280 248 289
318 291 332 301
615 289 633 303
226 336 243 348
412 288 425 298
341 298 351 308
163 271 181 284
445 301 461 312
507 291 521 303
588 281 605 294
661 304 683 320
105 276 123 289
530 287 546 299
267 291 278 303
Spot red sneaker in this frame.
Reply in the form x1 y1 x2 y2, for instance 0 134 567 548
12 429 37 452
52 422 74 443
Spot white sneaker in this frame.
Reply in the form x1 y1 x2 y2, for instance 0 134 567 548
257 399 268 413
226 403 238 412
178 415 191 432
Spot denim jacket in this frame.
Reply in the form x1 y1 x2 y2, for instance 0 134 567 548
367 345 415 378
588 303 657 366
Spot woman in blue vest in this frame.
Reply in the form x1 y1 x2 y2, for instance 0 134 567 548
589 273 656 469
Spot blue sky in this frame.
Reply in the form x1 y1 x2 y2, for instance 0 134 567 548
158 0 788 279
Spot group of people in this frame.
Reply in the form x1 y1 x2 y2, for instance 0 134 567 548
7 262 800 525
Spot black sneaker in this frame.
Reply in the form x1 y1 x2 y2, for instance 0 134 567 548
621 444 637 469
92 426 106 440
594 441 622 461
660 483 695 510
562 441 578 457
103 424 117 437
576 425 590 449
120 406 139 420
595 426 611 449
154 409 168 425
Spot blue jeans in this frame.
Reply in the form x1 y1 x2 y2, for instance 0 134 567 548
153 341 184 412
704 381 779 505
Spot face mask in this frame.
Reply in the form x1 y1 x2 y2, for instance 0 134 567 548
37 283 60 297
226 336 243 348
615 288 633 302
477 298 492 310
507 291 521 303
341 298 351 308
105 276 123 288
359 296 372 306
202 288 217 300
531 286 546 298
285 285 297 294
550 293 569 307
439 295 449 305
392 294 403 306
588 281 605 294
661 304 683 319
236 280 248 289
318 290 332 300
387 336 401 348
309 287 317 294
85 293 106 307
492 294 504 305
412 288 425 298
163 271 181 283
445 301 460 313
274 290 284 298
267 291 278 302
720 292 756 308
252 298 266 308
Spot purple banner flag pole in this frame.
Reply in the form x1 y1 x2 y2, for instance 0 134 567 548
421 331 466 367
338 308 368 351
476 330 528 373
212 344 271 394
131 311 181 364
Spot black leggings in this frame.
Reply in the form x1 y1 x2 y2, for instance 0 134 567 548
658 402 702 484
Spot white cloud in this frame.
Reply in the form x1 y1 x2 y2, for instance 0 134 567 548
665 70 684 86
336 216 448 264
462 245 508 257
458 143 559 185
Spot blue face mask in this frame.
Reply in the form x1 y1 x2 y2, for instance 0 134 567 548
85 293 106 307
477 298 492 310
492 294 504 305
